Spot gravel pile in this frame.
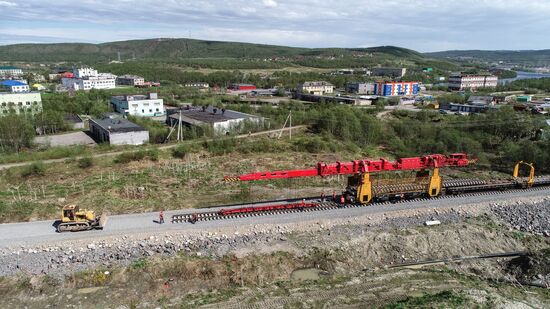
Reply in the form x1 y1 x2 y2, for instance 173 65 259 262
491 199 550 236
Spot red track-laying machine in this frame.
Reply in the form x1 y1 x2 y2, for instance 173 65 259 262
225 153 475 204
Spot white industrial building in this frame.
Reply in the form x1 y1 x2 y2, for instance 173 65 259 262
167 105 262 134
89 116 149 145
111 93 165 117
0 92 42 116
62 67 117 90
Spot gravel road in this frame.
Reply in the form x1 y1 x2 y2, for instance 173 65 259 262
1 188 548 249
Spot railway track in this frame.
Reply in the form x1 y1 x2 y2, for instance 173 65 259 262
172 176 550 224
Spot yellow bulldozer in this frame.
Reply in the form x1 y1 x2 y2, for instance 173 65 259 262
57 204 107 233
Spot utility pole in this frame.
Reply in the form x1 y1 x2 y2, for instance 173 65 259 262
289 110 292 140
278 110 293 139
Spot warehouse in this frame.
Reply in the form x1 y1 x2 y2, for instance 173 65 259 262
89 116 149 145
167 105 262 134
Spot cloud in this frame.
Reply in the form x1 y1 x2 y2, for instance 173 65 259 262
263 0 278 8
0 0 16 7
0 0 550 51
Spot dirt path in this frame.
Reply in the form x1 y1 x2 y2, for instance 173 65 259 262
0 126 306 171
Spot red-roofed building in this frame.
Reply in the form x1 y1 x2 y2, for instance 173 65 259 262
228 84 256 91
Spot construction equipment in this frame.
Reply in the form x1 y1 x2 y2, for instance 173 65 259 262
513 161 535 188
225 153 475 204
56 205 107 233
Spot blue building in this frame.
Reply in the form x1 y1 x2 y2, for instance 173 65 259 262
374 82 420 96
1 80 29 93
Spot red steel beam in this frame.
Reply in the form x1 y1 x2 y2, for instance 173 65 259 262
224 153 474 182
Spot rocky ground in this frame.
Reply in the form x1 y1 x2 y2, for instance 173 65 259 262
1 195 549 308
1 196 549 277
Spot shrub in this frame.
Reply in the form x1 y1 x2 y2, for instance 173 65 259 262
203 138 236 155
21 162 46 177
77 157 94 169
113 151 146 164
172 144 191 159
147 149 159 162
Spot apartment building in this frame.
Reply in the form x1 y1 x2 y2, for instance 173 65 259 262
0 92 42 116
374 81 420 96
448 74 498 90
0 66 23 78
298 81 334 95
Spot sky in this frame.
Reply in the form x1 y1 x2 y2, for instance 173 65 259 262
0 0 549 52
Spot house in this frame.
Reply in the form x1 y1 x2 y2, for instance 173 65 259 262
167 105 263 134
63 114 85 130
1 80 30 93
0 66 23 78
346 82 375 94
468 95 495 106
371 68 407 78
116 75 145 86
448 74 498 90
298 81 334 95
89 116 149 145
111 92 165 117
61 67 116 90
374 82 420 96
0 92 42 116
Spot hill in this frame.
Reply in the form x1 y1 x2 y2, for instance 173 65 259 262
426 49 550 66
0 38 455 70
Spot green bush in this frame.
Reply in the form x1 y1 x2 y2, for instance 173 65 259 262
113 151 146 164
21 162 46 177
203 138 236 155
77 157 94 169
147 149 159 162
172 144 191 159
292 137 328 153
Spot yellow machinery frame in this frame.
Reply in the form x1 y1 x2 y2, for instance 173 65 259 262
355 168 442 204
513 161 535 188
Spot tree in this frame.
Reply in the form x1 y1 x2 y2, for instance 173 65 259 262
0 114 34 152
